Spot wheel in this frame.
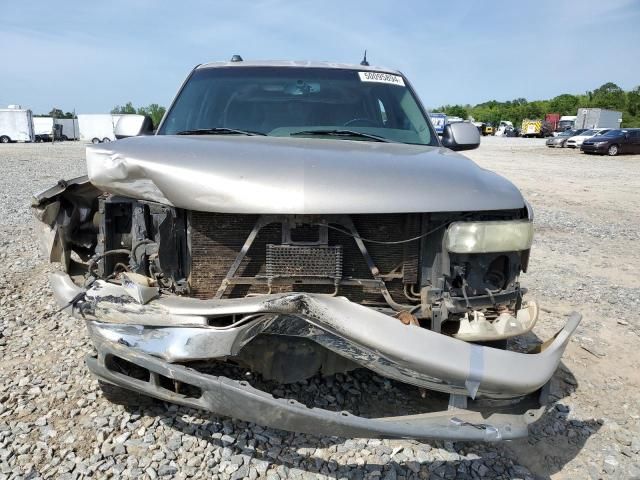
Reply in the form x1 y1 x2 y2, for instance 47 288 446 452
62 135 68 141
102 137 111 143
0 135 10 144
607 144 619 156
91 137 100 144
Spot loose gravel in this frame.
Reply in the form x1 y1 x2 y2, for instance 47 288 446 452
1 138 639 479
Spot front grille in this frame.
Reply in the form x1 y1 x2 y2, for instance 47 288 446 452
189 212 420 303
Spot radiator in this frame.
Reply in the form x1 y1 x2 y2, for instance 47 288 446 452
189 212 420 304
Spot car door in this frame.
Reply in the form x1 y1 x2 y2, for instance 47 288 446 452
630 130 640 153
620 130 633 153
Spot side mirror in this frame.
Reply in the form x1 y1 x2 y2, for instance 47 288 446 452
114 115 154 139
441 122 481 151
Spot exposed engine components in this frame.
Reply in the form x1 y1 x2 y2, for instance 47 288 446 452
94 196 189 293
453 301 539 342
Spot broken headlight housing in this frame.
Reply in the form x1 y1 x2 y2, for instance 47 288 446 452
445 220 533 254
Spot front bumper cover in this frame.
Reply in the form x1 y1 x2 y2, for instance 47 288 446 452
581 144 607 153
51 271 581 441
87 338 546 441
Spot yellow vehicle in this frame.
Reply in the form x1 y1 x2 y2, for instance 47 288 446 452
473 122 494 136
521 119 543 138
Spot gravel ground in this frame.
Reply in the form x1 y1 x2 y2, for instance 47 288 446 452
0 138 639 479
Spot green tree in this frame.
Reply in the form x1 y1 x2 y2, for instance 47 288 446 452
438 104 469 119
590 82 626 110
626 86 640 117
48 108 64 118
111 102 137 114
137 104 166 128
548 94 579 115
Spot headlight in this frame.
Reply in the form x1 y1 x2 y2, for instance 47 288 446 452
593 141 607 146
445 220 534 253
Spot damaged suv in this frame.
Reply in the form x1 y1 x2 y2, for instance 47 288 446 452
33 59 580 441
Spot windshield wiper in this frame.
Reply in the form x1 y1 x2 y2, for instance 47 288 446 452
176 127 266 136
290 129 395 143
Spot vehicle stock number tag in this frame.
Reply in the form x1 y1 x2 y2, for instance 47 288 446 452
358 72 405 86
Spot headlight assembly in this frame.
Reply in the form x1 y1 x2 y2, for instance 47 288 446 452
445 220 533 254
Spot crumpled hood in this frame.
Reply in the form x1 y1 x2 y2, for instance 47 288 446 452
86 135 524 214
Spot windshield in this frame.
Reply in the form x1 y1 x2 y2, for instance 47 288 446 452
601 129 624 137
580 130 596 136
158 67 436 145
559 130 576 136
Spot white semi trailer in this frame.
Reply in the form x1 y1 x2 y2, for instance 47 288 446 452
77 114 117 143
33 117 54 141
574 109 622 130
0 107 35 143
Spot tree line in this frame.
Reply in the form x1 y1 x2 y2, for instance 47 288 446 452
437 82 640 128
111 102 166 128
33 108 75 119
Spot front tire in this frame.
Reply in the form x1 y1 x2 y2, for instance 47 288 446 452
607 144 619 156
102 138 111 143
0 135 10 144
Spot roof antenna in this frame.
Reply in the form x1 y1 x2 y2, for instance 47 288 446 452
360 50 369 66
230 54 243 62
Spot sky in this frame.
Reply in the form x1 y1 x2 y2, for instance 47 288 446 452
2 0 639 114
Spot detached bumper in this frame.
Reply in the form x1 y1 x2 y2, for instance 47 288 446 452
51 272 581 440
87 338 545 441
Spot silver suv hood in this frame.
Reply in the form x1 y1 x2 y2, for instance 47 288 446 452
87 135 524 214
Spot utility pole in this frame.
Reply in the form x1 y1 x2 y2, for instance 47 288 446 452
51 108 56 145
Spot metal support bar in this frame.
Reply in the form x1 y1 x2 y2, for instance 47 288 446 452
215 216 269 298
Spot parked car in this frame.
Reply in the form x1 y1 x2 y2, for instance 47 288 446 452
565 128 611 148
581 129 640 156
32 59 580 442
545 129 587 148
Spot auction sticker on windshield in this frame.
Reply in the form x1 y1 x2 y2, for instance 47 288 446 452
358 72 405 86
